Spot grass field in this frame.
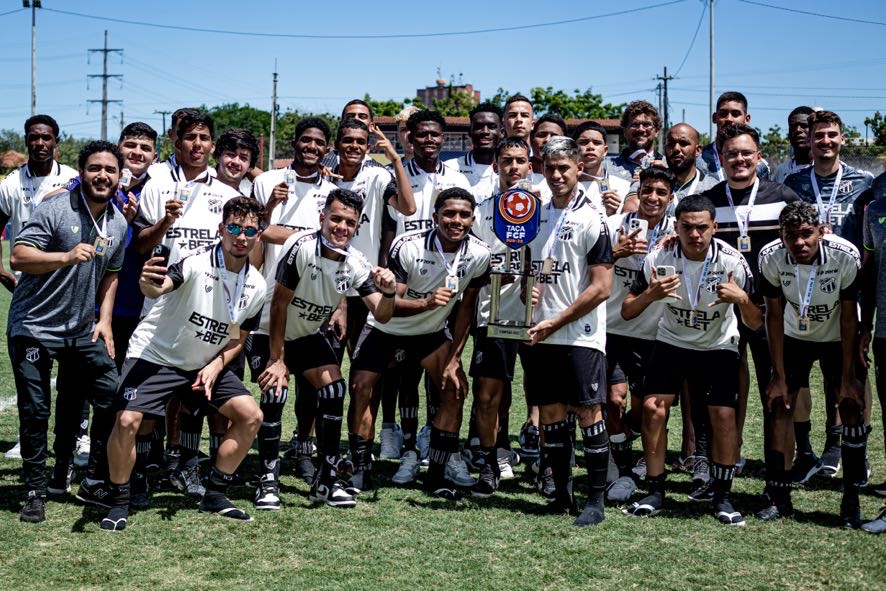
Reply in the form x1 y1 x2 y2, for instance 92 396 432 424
0 286 884 591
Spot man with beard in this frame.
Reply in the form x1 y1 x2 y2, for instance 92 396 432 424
664 124 719 212
445 102 503 199
773 106 815 183
10 141 128 522
697 92 770 182
609 101 664 183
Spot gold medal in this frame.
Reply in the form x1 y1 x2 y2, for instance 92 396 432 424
737 235 751 252
445 275 459 292
798 316 809 333
93 236 108 257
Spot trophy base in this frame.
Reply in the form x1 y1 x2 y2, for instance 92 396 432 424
487 323 532 341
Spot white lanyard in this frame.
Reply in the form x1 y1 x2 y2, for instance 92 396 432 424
434 235 465 279
319 234 351 259
80 193 108 240
543 198 572 260
795 261 818 319
215 246 247 325
711 144 726 181
629 148 650 162
174 166 208 211
810 165 843 225
680 248 713 316
724 178 759 238
21 163 54 208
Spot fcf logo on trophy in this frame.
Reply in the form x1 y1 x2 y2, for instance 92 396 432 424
495 189 540 249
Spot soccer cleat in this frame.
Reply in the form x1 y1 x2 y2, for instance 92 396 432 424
20 491 46 523
392 450 421 484
76 479 113 509
518 423 540 458
755 502 795 521
470 463 499 499
294 452 317 485
631 457 647 480
688 481 714 503
791 453 823 484
73 434 91 468
840 500 862 529
623 493 663 517
310 480 356 508
170 464 206 500
379 424 403 459
47 462 74 495
819 445 841 477
606 475 637 503
129 472 150 510
345 466 373 496
199 491 252 521
4 440 22 460
497 448 519 481
714 497 746 526
416 425 432 464
692 455 710 486
254 472 281 511
862 507 886 534
445 454 477 487
574 501 605 527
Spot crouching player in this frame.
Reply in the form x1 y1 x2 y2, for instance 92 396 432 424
101 197 267 530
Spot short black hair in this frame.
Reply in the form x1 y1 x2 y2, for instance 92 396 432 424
176 111 215 141
335 118 370 143
639 167 676 192
571 120 608 143
24 114 60 138
504 94 533 111
787 106 814 120
341 99 374 121
295 117 332 143
407 110 446 134
434 186 475 213
716 91 748 112
324 188 365 214
716 122 760 151
469 102 503 121
223 195 264 225
494 137 531 160
779 201 819 228
78 140 123 171
213 128 260 169
119 122 158 144
675 194 716 221
531 114 567 139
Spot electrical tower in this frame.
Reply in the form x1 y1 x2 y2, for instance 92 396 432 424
88 30 122 141
655 66 675 131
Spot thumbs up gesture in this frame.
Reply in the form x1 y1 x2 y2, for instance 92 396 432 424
708 271 748 307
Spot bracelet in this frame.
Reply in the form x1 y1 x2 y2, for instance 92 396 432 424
383 291 395 298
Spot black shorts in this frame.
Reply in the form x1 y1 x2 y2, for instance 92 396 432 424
521 344 608 407
350 326 450 374
116 358 250 417
469 327 521 381
244 332 339 383
643 341 740 408
605 333 654 396
783 336 865 391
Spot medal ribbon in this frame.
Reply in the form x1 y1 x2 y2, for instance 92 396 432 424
810 165 843 226
215 245 247 325
724 177 760 238
795 261 818 319
680 247 713 317
80 193 108 240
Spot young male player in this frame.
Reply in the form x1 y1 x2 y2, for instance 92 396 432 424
773 106 815 183
697 91 770 181
572 121 631 215
445 102 503 199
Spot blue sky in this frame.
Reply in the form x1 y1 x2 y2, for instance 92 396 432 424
1 0 884 142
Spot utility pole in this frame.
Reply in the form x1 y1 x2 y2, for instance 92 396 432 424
88 30 122 141
655 66 675 131
655 82 663 151
269 63 278 170
119 110 124 132
709 0 715 140
154 109 172 158
24 1 41 116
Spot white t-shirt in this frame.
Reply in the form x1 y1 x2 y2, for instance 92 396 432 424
126 244 266 371
386 159 472 235
758 234 860 342
445 152 497 201
0 161 78 251
367 228 490 336
333 162 394 268
580 174 632 213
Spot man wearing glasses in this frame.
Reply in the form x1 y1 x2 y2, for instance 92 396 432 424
608 101 664 183
101 197 267 530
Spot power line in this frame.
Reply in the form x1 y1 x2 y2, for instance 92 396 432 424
87 30 122 141
737 0 886 27
673 0 706 76
43 1 687 39
0 8 25 18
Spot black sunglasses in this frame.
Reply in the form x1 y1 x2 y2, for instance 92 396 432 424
226 223 259 238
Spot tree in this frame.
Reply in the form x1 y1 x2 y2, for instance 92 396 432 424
864 111 886 147
55 134 92 168
202 102 272 162
762 124 789 161
273 109 338 163
431 90 478 117
0 129 26 154
486 87 624 119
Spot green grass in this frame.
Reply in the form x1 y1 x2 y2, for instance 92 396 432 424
0 284 884 591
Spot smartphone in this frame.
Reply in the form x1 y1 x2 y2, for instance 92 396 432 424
655 265 676 277
151 244 171 286
628 217 649 241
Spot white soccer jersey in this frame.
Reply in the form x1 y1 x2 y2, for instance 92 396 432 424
147 156 216 180
531 188 614 351
386 159 471 235
0 162 77 250
758 234 860 342
368 228 490 336
445 152 497 201
333 162 394 268
606 212 676 339
580 174 632 213
127 244 266 371
631 238 753 352
274 230 377 341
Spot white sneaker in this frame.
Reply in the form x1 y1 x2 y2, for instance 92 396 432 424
497 448 519 481
417 425 431 465
392 450 421 484
445 453 477 486
379 424 403 459
73 435 91 468
5 440 22 460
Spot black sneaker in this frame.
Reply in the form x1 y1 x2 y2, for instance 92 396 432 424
791 453 823 484
253 472 281 511
199 492 252 521
518 423 540 458
532 495 578 516
294 453 316 485
623 492 663 517
688 481 714 503
423 476 464 501
130 471 150 510
573 501 605 527
841 500 862 529
76 479 113 509
714 496 746 526
47 463 74 495
309 480 356 508
170 463 206 499
470 464 499 499
820 445 841 477
534 462 557 501
345 466 373 496
100 506 129 531
20 491 46 523
755 502 795 521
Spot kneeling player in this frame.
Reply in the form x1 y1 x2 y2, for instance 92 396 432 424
255 189 396 509
101 197 267 530
622 195 761 526
757 201 867 526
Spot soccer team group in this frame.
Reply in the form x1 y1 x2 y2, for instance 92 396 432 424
3 90 886 533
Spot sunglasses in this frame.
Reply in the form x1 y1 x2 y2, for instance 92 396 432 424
226 223 259 237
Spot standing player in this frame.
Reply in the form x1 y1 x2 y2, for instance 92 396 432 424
349 187 490 498
10 141 128 523
256 189 397 508
445 102 503 199
663 124 719 211
622 195 761 525
101 197 267 530
572 121 631 215
756 202 867 526
146 107 203 179
697 92 770 182
214 128 260 194
529 114 567 174
503 95 534 143
608 101 663 183
521 136 614 527
773 106 815 183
